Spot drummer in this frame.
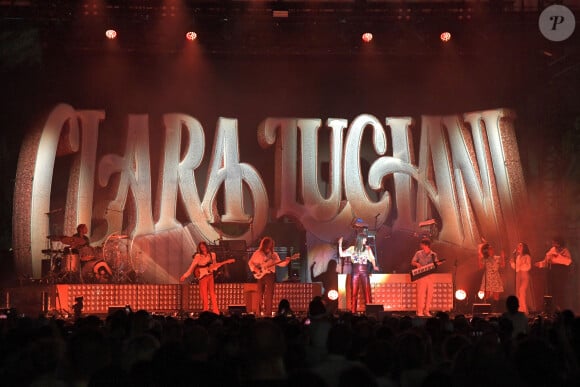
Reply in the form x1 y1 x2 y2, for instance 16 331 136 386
71 224 91 252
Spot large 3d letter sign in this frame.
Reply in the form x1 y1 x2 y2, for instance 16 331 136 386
13 104 526 280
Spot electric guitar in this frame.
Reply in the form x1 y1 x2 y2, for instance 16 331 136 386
194 258 235 280
251 253 300 280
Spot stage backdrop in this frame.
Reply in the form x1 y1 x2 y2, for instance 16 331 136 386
7 21 570 297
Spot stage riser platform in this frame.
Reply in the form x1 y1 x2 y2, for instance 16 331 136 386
3 283 322 316
338 273 454 312
4 274 454 316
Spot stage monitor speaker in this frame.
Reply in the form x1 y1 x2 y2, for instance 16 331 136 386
108 305 131 315
472 303 492 315
365 304 384 318
0 308 16 319
228 304 247 315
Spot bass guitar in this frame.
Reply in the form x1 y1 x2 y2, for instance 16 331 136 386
252 253 300 280
194 258 235 280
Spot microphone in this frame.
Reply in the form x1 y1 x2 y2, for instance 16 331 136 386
375 213 380 218
512 249 517 256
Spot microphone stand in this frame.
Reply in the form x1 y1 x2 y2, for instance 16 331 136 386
512 250 517 306
452 258 458 313
483 255 488 304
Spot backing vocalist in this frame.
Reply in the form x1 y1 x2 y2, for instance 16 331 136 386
509 242 531 315
534 237 572 311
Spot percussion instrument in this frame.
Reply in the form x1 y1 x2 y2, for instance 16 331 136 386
109 234 128 239
62 254 80 273
61 236 88 248
82 259 113 283
79 245 96 262
41 249 62 255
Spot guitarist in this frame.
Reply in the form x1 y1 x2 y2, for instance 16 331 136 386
248 236 290 317
180 241 220 314
411 238 441 317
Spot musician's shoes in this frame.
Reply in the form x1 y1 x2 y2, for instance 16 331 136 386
417 310 435 317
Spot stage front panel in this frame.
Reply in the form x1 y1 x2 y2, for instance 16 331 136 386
5 282 322 315
338 273 454 312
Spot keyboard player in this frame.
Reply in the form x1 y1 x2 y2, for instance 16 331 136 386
411 238 441 317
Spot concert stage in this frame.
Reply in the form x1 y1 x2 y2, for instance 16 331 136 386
3 282 322 317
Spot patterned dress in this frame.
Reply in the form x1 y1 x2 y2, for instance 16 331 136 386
480 255 504 293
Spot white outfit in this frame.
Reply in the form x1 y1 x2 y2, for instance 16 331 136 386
510 253 531 314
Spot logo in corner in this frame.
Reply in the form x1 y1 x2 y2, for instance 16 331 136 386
539 5 576 42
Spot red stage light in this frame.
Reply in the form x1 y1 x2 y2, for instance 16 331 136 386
362 32 373 43
105 29 117 40
186 31 197 41
440 32 451 42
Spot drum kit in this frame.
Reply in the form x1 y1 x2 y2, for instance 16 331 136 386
43 233 136 284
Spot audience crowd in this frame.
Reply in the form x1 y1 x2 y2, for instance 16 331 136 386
1 296 580 387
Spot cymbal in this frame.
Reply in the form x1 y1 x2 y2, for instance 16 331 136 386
209 220 251 225
41 249 62 255
61 236 87 247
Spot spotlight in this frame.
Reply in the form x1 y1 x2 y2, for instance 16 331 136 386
105 29 117 40
440 32 451 42
362 32 373 43
455 289 467 301
327 289 339 301
185 31 197 41
477 290 485 300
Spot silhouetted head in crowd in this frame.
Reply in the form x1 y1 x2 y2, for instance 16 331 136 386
277 298 293 317
308 296 327 318
505 295 520 314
